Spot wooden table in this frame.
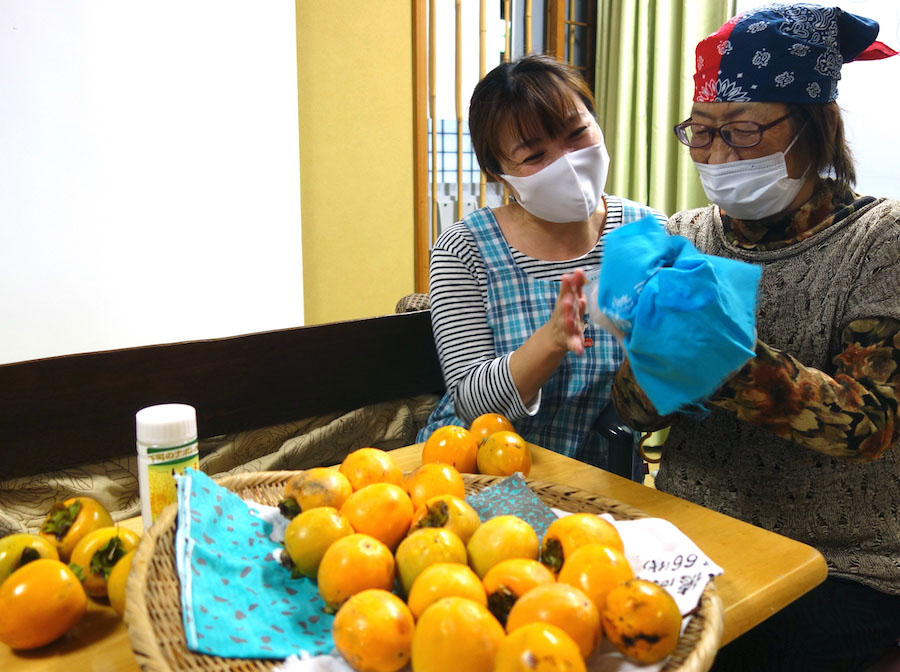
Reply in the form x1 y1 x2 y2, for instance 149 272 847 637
1 444 827 671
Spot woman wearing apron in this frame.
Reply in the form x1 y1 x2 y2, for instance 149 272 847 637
417 54 666 479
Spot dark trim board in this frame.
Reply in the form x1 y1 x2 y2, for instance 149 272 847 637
0 311 445 481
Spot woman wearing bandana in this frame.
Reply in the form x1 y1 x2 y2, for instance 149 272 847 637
417 55 666 477
612 4 900 670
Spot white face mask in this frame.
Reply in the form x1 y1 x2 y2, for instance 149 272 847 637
694 128 809 221
501 142 610 223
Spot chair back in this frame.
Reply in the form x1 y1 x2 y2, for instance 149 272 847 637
0 311 445 481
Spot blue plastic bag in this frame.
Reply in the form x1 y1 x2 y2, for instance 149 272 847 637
592 215 761 415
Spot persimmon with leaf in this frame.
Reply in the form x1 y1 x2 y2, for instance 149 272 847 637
409 493 481 544
482 557 556 626
68 526 141 597
280 467 352 518
39 497 114 561
540 513 624 574
0 533 59 587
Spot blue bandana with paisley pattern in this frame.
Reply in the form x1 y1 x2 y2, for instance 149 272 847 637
694 3 896 104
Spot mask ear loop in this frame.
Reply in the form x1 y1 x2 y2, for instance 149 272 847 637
783 122 807 157
783 122 814 182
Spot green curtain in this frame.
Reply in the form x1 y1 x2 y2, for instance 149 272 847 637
594 0 736 217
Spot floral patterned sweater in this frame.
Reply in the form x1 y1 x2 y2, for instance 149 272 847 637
612 180 900 595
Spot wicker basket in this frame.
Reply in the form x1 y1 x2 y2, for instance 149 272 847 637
126 471 723 672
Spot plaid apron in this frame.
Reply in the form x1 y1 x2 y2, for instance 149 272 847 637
421 201 655 469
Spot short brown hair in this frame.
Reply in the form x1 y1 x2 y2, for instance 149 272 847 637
468 54 596 179
792 102 856 192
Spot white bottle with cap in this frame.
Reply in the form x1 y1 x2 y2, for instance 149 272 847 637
135 403 199 529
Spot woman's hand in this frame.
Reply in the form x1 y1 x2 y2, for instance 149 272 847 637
553 269 588 355
509 269 589 407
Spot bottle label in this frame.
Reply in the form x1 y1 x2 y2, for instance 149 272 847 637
145 438 198 455
139 442 199 525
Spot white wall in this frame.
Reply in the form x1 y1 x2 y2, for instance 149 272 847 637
732 1 900 198
0 1 303 365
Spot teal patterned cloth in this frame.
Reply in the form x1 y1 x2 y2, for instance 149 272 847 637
466 472 558 538
175 469 334 658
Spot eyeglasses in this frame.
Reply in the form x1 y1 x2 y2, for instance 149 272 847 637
673 111 796 149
